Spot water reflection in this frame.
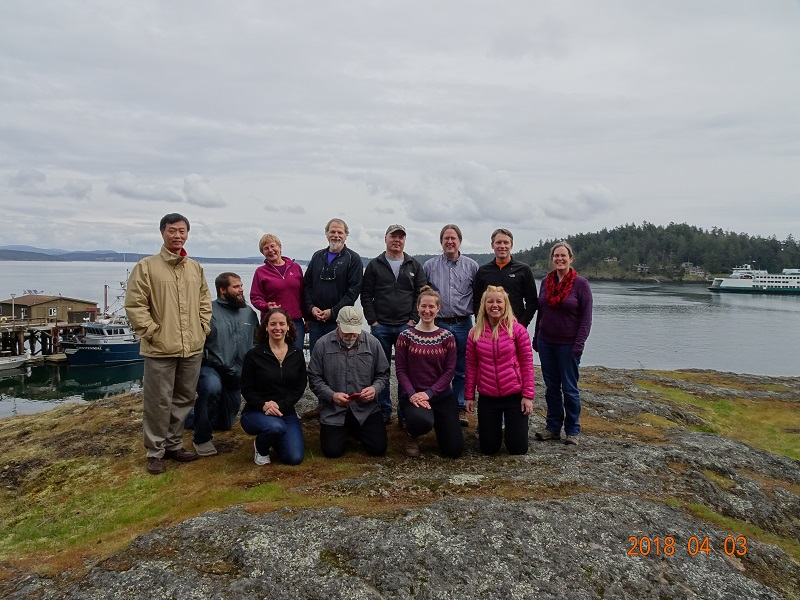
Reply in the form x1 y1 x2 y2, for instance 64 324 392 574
0 362 143 418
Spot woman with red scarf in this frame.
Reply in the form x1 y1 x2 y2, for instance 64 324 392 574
532 242 592 446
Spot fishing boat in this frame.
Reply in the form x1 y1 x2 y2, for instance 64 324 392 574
708 265 800 294
60 320 142 366
0 353 29 371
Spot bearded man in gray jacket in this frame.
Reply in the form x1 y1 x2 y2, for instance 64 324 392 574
190 272 257 457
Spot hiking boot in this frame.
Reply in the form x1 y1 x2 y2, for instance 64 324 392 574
301 406 321 420
164 448 199 462
564 434 580 446
193 440 218 457
384 414 394 425
535 429 561 441
405 435 420 458
458 409 469 427
253 440 271 466
146 457 165 475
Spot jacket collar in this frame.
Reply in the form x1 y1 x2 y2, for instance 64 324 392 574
160 245 186 266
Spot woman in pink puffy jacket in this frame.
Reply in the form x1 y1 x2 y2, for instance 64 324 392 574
465 285 535 455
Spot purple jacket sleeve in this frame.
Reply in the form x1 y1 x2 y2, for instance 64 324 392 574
426 334 457 398
573 278 593 355
250 266 269 315
394 334 416 398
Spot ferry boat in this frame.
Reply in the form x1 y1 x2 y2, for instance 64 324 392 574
60 321 142 366
708 264 800 294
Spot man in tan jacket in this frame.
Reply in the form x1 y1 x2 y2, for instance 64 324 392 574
125 213 212 475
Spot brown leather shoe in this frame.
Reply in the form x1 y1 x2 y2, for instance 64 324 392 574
404 435 420 458
164 448 199 462
147 457 166 475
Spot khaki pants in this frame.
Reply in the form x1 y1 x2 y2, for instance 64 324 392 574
142 354 203 458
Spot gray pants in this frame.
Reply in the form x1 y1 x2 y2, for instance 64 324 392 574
142 354 203 458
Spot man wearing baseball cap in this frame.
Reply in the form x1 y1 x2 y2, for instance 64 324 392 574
307 306 391 457
361 224 428 426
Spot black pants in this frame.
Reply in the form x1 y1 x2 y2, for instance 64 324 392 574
400 391 464 458
477 392 529 455
320 409 388 458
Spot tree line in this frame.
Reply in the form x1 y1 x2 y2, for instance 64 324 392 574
514 222 800 279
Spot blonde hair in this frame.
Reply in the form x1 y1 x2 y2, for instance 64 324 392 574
471 285 515 340
417 285 441 307
258 233 282 254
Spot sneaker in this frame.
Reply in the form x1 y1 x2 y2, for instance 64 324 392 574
405 435 420 458
164 447 199 462
301 406 321 420
458 410 469 428
564 435 580 446
535 429 561 441
193 440 217 457
146 457 165 475
253 440 271 466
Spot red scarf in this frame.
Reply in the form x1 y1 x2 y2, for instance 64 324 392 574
545 268 577 307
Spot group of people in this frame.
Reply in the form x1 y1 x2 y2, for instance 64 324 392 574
125 213 592 475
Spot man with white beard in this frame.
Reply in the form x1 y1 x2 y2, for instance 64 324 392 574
303 218 364 352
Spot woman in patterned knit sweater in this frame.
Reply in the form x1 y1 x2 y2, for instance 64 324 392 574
395 286 464 458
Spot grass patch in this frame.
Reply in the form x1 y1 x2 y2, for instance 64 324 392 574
681 501 800 563
647 370 794 394
635 382 799 459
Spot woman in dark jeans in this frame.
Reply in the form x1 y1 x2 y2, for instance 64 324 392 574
240 308 307 465
533 241 593 446
395 286 463 458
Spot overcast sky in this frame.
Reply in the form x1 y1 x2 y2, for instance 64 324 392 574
1 1 798 260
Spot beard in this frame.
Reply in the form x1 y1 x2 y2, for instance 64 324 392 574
328 240 344 252
223 290 247 308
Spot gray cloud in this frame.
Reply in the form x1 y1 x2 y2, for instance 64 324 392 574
0 2 797 258
7 168 92 200
107 172 183 203
542 185 618 222
183 175 226 208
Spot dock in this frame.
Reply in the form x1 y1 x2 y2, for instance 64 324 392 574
0 319 84 362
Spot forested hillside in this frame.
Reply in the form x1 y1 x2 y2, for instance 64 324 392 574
515 222 800 280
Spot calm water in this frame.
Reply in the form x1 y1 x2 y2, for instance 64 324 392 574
1 262 798 417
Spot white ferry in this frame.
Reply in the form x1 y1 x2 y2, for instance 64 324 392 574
708 264 800 294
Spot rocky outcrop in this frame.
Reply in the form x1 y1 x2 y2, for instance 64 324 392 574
2 367 798 599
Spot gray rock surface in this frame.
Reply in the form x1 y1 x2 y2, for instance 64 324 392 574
3 367 799 599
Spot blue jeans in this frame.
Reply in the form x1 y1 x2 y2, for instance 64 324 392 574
309 320 337 354
370 322 410 420
193 366 242 445
292 318 306 352
436 317 472 410
537 338 582 436
240 411 304 465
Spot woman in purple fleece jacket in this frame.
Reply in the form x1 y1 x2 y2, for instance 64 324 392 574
250 234 307 351
533 241 593 446
465 285 535 455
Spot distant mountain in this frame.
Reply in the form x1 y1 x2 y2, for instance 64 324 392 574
0 245 72 255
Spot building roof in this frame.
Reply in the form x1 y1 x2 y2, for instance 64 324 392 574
0 294 96 306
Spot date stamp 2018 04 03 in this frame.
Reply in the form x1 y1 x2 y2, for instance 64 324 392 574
627 536 747 557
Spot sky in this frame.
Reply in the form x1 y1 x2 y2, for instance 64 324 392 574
1 1 799 260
